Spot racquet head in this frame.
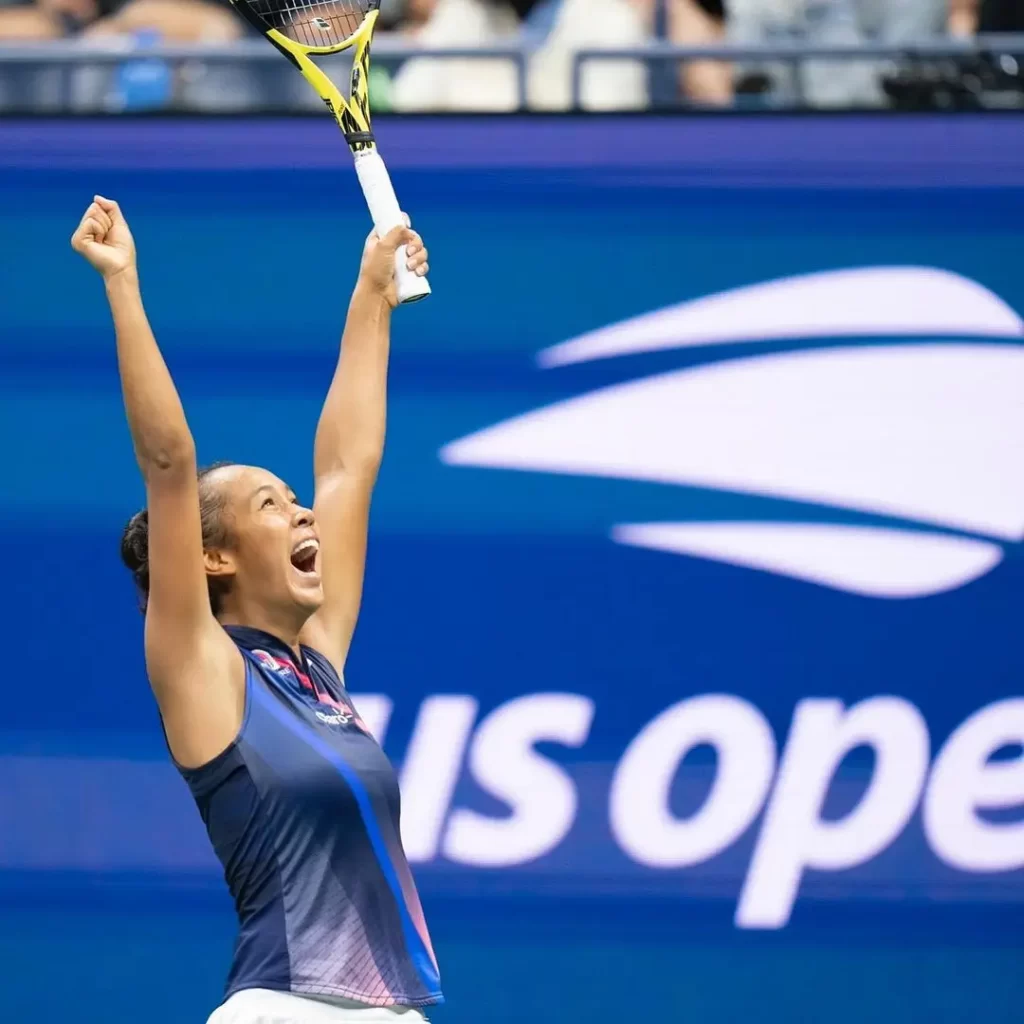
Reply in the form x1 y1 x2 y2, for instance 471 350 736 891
235 0 379 52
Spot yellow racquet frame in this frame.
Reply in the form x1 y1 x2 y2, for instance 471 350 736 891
229 2 430 303
265 9 377 151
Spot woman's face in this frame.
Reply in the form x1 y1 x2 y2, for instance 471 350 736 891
207 464 323 618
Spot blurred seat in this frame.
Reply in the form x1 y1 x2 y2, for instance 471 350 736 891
728 0 879 107
728 0 952 108
857 0 948 42
527 0 648 111
390 0 522 112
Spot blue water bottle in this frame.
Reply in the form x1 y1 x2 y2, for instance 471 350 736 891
113 30 173 111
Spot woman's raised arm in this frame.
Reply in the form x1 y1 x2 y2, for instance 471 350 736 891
71 197 240 763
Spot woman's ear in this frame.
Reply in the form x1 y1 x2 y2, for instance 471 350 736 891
204 548 237 581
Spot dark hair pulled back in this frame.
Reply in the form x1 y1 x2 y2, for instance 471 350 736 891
120 461 237 615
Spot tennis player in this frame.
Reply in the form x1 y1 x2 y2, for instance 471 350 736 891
71 196 441 1024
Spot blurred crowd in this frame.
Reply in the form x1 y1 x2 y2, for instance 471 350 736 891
0 0 1021 110
378 0 1023 109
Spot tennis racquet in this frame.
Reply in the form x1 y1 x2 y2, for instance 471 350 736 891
229 0 430 304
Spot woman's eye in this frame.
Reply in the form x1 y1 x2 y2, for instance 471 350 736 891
261 497 275 509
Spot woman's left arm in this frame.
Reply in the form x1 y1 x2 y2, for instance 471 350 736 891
300 223 429 672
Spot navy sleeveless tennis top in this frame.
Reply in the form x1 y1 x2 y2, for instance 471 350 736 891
177 625 442 1009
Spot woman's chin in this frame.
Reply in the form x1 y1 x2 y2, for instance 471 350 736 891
288 572 324 610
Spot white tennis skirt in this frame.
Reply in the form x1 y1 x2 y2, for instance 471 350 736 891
207 988 429 1024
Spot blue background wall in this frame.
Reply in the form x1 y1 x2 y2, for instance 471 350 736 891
0 115 1023 1023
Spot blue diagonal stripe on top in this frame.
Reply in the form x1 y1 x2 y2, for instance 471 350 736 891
250 681 440 995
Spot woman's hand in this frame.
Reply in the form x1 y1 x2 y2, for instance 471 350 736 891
358 218 429 308
71 195 137 282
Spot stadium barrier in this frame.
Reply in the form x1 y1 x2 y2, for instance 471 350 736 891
0 34 1022 112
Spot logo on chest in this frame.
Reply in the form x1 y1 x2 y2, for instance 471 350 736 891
253 649 356 728
252 649 294 678
315 708 353 726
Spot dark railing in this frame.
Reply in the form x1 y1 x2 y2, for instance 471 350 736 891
573 35 1024 108
0 34 1022 113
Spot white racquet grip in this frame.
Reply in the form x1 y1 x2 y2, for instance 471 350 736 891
353 148 431 305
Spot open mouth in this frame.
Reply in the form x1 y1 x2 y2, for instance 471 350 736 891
290 538 320 576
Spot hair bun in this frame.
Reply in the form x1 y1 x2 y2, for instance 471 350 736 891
120 509 150 576
117 463 235 616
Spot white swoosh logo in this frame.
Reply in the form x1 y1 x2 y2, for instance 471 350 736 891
441 269 1024 598
539 267 1024 367
612 523 1002 599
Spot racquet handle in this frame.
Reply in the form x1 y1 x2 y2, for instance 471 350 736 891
353 149 431 305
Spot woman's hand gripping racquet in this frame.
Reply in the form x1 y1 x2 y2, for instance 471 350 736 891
228 0 430 304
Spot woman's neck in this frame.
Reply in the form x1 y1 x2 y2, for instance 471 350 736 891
217 605 306 661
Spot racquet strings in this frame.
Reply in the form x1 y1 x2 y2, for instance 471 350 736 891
244 0 376 48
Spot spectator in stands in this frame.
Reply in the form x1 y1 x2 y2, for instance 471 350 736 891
855 0 949 108
524 0 735 109
671 0 732 104
0 0 242 111
0 0 91 40
389 0 522 110
527 0 649 110
82 0 238 41
0 0 236 40
952 0 1024 33
76 0 244 113
0 0 101 112
396 0 441 29
726 0 962 107
388 0 652 111
725 0 870 106
0 5 54 40
949 0 976 33
858 0 948 43
632 0 732 106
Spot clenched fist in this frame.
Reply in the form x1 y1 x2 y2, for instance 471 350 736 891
71 195 136 281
